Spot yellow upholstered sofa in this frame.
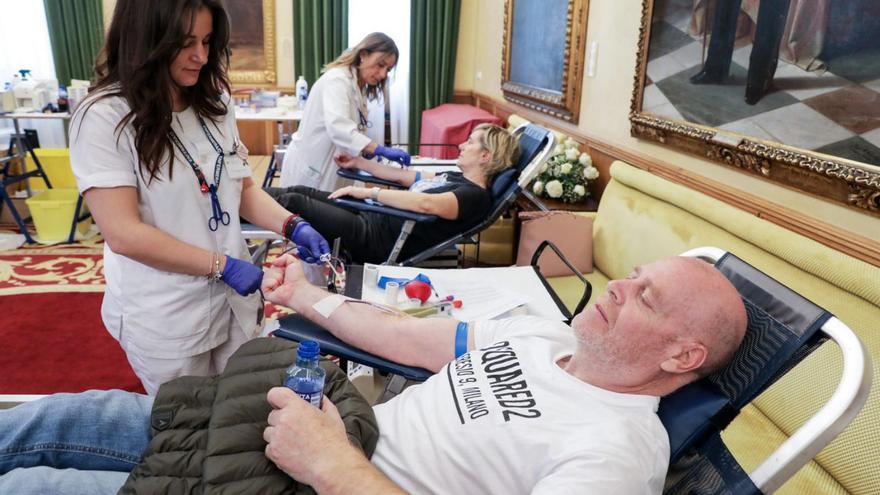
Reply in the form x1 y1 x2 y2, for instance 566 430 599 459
547 160 879 494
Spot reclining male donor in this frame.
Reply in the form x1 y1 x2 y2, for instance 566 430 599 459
0 253 746 494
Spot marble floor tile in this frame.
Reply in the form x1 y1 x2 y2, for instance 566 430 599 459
655 62 799 127
748 103 854 150
804 85 880 135
647 50 694 83
646 102 686 122
814 136 880 167
642 83 669 111
826 49 880 83
648 21 693 61
718 117 778 143
772 63 854 100
860 127 880 149
864 78 880 94
731 45 753 72
668 41 704 70
642 84 686 121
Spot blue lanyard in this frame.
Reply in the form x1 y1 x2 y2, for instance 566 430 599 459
168 116 230 231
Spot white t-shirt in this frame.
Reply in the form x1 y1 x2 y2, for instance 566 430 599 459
69 91 262 359
280 66 372 190
372 316 670 494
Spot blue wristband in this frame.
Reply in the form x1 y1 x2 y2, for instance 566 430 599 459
455 321 469 358
413 171 422 183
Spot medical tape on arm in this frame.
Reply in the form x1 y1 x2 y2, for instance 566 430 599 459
311 294 404 319
312 294 353 318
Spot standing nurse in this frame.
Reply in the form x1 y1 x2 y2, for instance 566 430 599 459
279 32 411 190
69 0 329 394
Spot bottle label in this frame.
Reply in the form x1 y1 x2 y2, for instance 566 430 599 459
297 391 323 408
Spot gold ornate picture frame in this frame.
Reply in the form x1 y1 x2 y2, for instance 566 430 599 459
228 0 276 85
630 0 880 216
501 0 590 123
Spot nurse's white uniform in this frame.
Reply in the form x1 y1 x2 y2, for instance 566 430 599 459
70 91 262 381
279 66 373 190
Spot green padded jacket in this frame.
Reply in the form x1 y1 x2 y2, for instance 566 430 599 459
118 337 379 494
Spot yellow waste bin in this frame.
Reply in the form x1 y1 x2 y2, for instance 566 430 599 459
25 148 76 190
24 189 91 242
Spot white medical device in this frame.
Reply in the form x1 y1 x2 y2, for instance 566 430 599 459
12 70 57 113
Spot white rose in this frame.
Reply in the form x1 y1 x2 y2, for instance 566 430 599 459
546 180 563 198
564 137 578 149
554 132 568 144
583 166 599 180
573 184 586 196
565 147 579 161
579 152 592 166
539 162 548 174
553 144 565 155
560 162 572 174
532 181 544 195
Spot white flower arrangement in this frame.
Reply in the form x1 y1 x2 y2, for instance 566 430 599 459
532 180 544 195
531 135 599 203
546 180 564 198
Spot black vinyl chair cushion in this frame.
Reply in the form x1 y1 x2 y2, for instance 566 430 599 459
337 169 404 189
490 168 517 199
333 197 438 223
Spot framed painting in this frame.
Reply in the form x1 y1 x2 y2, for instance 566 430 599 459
501 0 591 123
228 0 277 85
630 0 880 216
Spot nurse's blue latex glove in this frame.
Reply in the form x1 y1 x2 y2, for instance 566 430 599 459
374 145 412 166
290 221 331 264
221 256 264 296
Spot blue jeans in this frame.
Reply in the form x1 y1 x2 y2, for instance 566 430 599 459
0 390 153 494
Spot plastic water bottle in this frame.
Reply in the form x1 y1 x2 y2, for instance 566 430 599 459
284 340 325 408
295 75 309 109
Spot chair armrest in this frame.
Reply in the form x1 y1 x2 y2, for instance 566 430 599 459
337 168 405 189
530 240 592 322
333 197 438 223
272 314 434 382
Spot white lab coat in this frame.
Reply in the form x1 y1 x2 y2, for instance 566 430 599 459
70 92 262 360
279 66 373 190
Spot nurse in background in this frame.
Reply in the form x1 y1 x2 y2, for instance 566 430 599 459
279 32 411 190
69 0 329 394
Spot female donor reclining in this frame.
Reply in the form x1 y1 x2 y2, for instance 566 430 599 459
267 123 520 264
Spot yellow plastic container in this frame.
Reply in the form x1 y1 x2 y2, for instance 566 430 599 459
25 188 92 241
25 148 76 190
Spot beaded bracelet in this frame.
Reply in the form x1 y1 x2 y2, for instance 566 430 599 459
207 252 222 282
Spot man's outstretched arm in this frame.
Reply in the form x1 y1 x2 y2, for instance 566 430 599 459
264 387 405 494
262 254 474 372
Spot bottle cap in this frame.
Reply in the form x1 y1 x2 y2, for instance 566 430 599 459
297 340 321 359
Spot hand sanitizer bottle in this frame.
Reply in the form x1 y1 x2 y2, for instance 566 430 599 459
295 75 309 110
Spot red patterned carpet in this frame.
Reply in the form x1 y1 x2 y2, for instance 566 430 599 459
0 229 146 393
0 228 291 394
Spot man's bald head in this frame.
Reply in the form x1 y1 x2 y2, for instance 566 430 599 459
568 255 748 395
670 257 748 377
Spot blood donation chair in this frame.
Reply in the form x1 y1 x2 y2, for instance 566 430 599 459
330 123 555 266
272 246 873 494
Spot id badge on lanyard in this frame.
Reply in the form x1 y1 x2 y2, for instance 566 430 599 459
168 116 232 231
